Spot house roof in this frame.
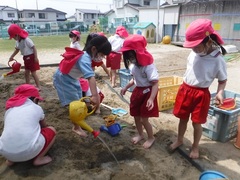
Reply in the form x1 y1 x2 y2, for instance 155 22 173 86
42 8 66 14
76 9 102 14
0 6 17 11
133 22 156 29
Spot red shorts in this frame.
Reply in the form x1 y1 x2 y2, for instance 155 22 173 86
106 52 121 70
173 82 210 124
35 127 56 158
130 86 159 117
23 54 40 72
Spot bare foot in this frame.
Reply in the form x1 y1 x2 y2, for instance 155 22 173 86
72 127 88 137
33 155 52 166
95 109 101 114
143 137 155 149
5 160 14 166
189 147 199 159
169 140 183 152
131 135 144 144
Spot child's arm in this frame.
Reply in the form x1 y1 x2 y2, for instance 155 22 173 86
146 80 159 111
215 80 227 105
101 63 110 76
39 119 48 128
9 49 20 61
120 78 134 96
88 76 100 106
32 46 39 63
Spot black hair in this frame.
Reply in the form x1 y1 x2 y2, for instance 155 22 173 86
29 96 39 104
122 50 137 69
201 34 227 55
83 33 99 51
69 31 80 41
85 35 111 57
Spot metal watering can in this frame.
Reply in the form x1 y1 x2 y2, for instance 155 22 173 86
7 60 21 76
69 97 100 138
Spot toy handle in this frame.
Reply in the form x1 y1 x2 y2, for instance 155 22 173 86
80 97 96 116
8 59 17 67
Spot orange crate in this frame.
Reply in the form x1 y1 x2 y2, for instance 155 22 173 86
157 76 183 111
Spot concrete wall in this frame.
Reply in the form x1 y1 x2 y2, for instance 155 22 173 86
175 0 240 49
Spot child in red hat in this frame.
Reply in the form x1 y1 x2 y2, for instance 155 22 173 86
107 26 129 87
169 19 227 159
120 34 159 149
8 24 41 90
69 30 81 50
1 84 56 166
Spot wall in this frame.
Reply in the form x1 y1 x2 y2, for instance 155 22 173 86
176 1 240 48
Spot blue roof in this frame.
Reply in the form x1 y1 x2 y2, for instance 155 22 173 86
133 22 156 29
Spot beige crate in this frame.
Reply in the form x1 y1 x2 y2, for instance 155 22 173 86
157 76 183 111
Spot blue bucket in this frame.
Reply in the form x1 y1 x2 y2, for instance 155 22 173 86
199 170 228 180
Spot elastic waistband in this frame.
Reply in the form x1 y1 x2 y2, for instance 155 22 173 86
183 82 209 90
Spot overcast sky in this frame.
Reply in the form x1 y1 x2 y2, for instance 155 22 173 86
0 0 113 17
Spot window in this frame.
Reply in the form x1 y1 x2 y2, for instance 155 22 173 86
7 13 15 18
144 1 150 6
38 13 46 19
91 14 94 19
78 13 82 19
28 13 35 18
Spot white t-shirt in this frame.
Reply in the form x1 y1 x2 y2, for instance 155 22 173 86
70 41 81 50
16 37 34 56
184 49 227 88
108 34 124 53
129 63 159 87
0 99 45 162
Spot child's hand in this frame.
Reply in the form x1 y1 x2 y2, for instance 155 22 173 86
35 57 39 63
146 99 154 111
120 87 127 96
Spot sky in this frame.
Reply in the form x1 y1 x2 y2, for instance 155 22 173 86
0 0 113 17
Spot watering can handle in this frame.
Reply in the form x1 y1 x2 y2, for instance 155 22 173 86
8 59 17 67
80 97 96 116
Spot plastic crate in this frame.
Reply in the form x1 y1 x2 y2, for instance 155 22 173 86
119 69 135 92
157 76 183 111
202 90 240 142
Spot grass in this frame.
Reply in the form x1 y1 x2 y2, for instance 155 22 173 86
0 34 88 52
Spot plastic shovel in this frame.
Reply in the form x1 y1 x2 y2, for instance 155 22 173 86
101 103 128 117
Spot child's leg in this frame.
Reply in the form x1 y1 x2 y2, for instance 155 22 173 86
72 123 88 137
111 69 117 87
33 126 56 166
141 117 155 149
189 122 202 159
170 118 189 150
132 116 144 144
25 69 31 84
31 71 41 89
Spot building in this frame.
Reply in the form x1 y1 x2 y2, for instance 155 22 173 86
0 6 18 24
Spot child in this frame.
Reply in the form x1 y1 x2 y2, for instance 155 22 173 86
0 84 56 166
53 35 111 136
107 26 129 87
120 34 159 149
8 24 41 90
83 33 110 77
169 19 227 159
69 30 81 50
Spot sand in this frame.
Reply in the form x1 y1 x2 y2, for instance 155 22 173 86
0 44 240 180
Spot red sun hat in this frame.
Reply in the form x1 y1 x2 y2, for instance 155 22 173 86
183 19 224 48
71 30 81 38
8 24 28 39
119 34 153 66
115 26 129 38
5 84 43 110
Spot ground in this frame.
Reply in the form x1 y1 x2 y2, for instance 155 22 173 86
0 44 239 180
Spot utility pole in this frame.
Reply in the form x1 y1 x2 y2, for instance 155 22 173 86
36 0 38 10
156 0 160 43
